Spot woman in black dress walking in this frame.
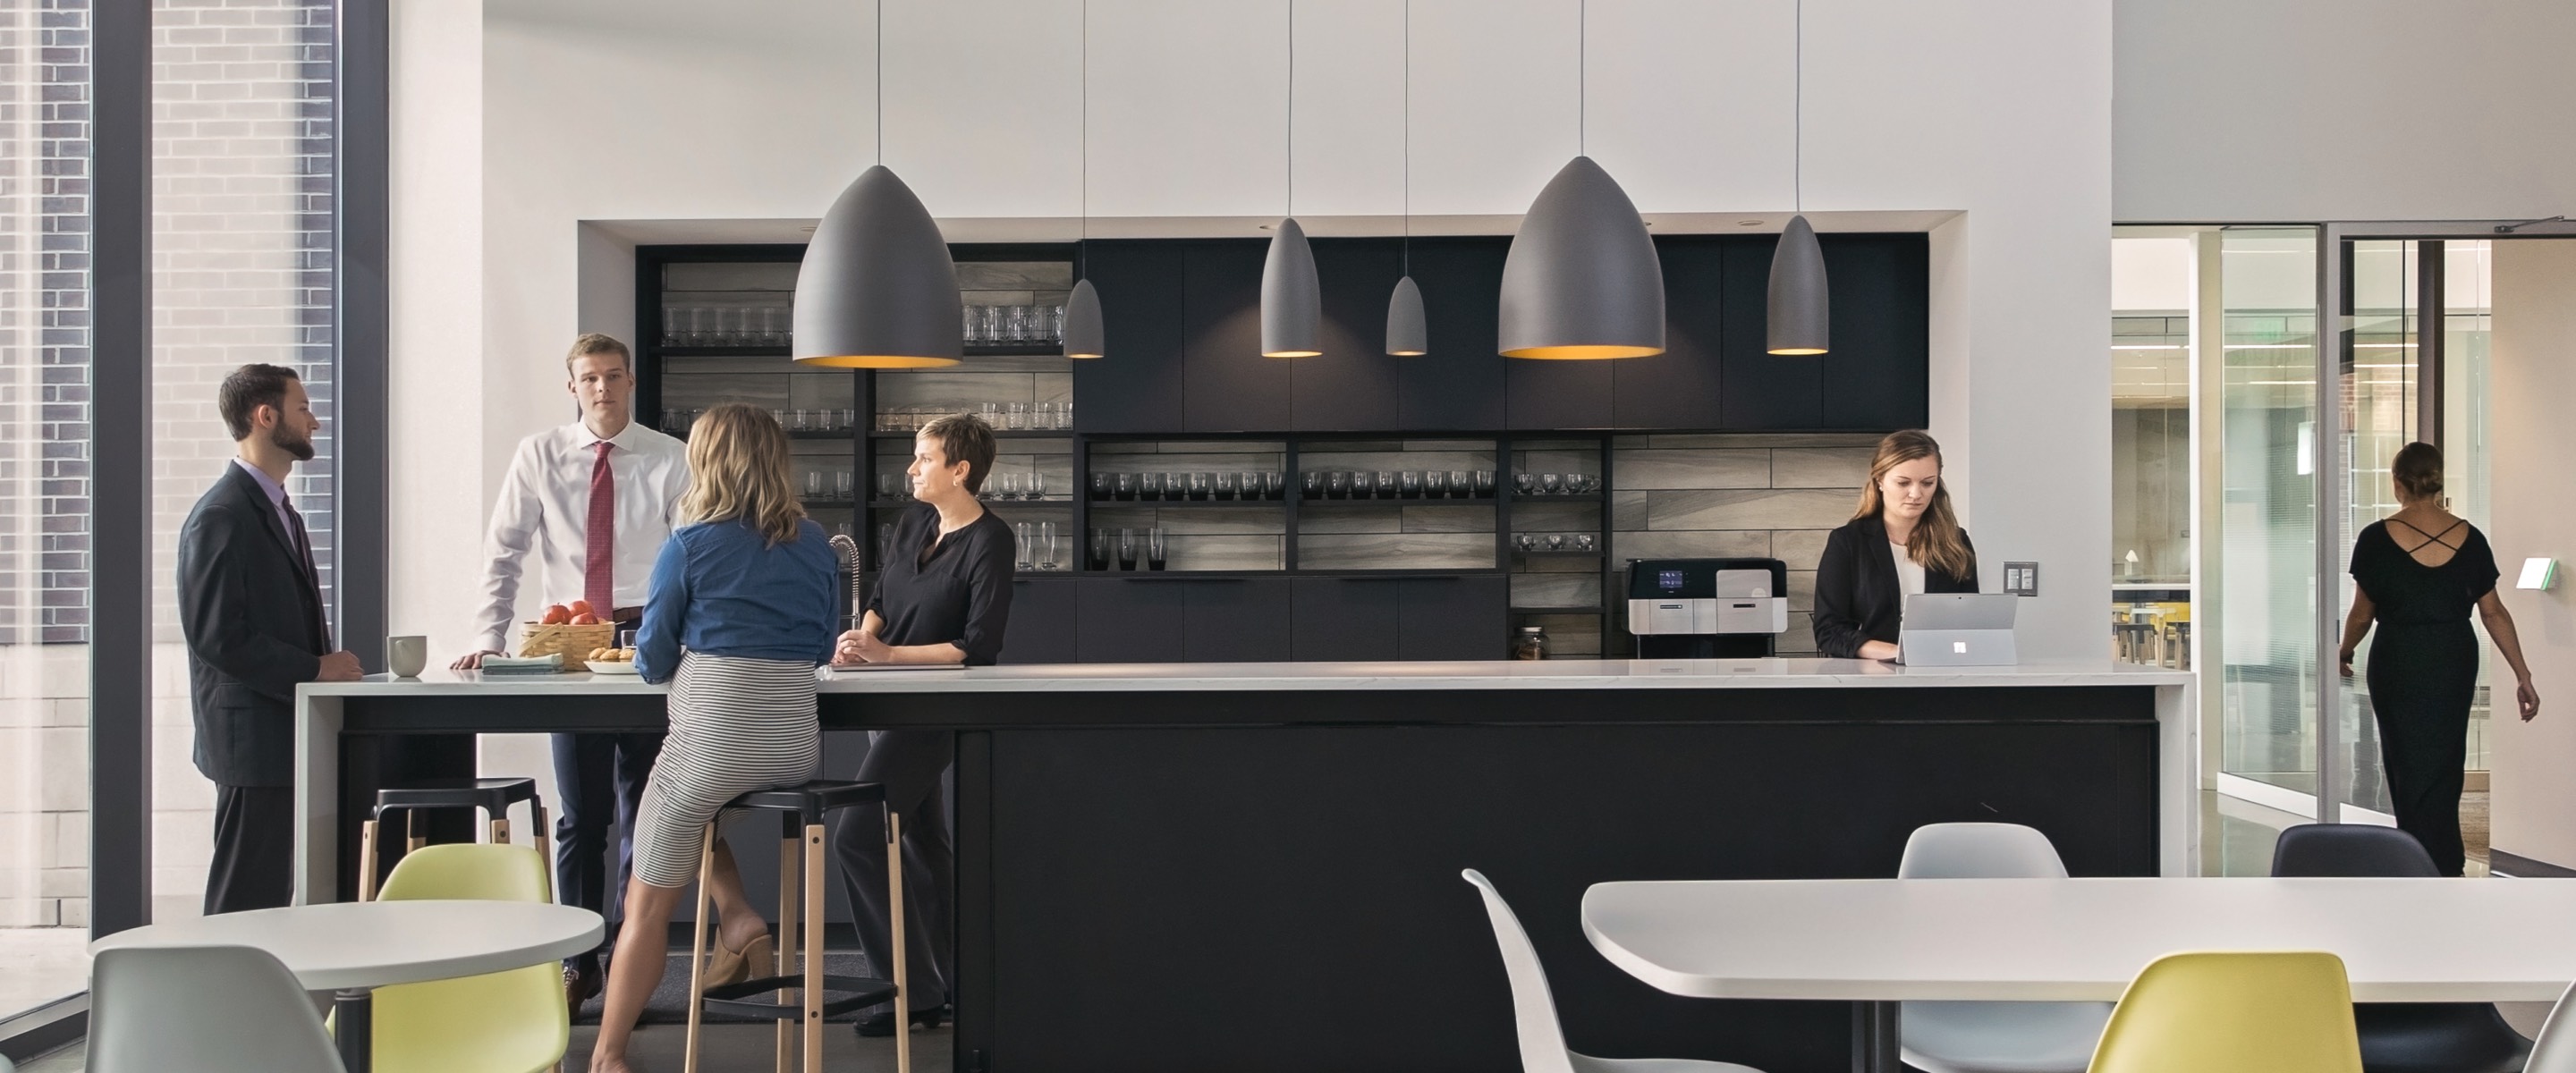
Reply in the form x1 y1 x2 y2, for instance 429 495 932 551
2337 443 2540 875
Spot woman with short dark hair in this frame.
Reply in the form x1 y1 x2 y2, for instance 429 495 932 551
2338 441 2540 875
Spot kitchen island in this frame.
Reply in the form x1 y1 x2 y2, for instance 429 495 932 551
297 659 2190 1073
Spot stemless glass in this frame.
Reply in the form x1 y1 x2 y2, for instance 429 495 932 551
663 305 690 346
1448 470 1470 500
1050 304 1068 342
999 473 1021 500
1263 471 1285 501
1060 401 1075 428
1216 473 1241 501
1540 473 1564 495
1014 523 1033 570
1114 472 1138 501
1034 401 1057 429
1238 471 1261 501
1007 401 1031 430
1029 472 1049 501
806 470 824 498
1326 470 1350 500
1400 471 1423 499
1373 471 1396 500
962 305 983 344
1302 471 1325 500
980 305 1008 344
1139 472 1165 501
1117 528 1140 570
1091 473 1113 501
1191 472 1215 501
1088 528 1113 570
1475 470 1496 497
1038 521 1059 570
1515 533 1538 552
979 401 1001 426
1574 534 1597 552
835 470 854 501
1514 473 1537 495
1148 527 1168 570
877 472 897 501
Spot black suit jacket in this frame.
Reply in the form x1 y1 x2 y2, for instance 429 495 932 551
1809 514 1979 659
179 463 329 787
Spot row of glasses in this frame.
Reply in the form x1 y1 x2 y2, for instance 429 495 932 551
660 408 861 435
963 304 1067 346
976 401 1074 430
801 467 858 503
1083 527 1169 571
1013 521 1068 570
1303 469 1497 501
1514 472 1603 496
1089 471 1287 502
1513 533 1600 553
664 304 792 347
984 473 1055 501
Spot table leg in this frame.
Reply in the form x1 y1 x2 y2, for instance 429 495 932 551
335 987 373 1073
1852 1000 1898 1073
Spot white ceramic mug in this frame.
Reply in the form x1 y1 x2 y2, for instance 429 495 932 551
386 635 428 679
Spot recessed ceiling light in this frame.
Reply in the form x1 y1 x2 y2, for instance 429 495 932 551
1738 219 1764 226
799 225 817 232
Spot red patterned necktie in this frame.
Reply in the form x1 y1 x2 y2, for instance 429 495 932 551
585 441 615 615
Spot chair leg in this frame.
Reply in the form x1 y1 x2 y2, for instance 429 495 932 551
684 823 716 1073
532 800 555 902
776 821 799 1073
888 809 909 1073
490 815 511 846
405 810 424 853
357 819 380 902
803 823 826 1073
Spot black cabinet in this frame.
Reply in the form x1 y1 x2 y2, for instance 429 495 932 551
1182 241 1292 433
1397 575 1508 660
1612 239 1728 430
1076 578 1187 663
1074 242 1187 434
1507 358 1614 431
1717 233 1929 431
1393 239 1510 432
1290 577 1403 660
1182 579 1294 662
1001 578 1080 664
1296 241 1405 432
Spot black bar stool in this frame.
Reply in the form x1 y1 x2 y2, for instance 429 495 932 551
357 777 548 902
684 780 908 1073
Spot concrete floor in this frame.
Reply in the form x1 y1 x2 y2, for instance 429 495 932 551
14 1021 946 1072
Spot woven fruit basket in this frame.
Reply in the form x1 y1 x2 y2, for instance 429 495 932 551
520 622 616 672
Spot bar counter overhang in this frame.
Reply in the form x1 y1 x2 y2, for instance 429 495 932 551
296 659 2192 1073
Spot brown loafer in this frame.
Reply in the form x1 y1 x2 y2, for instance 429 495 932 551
564 964 600 1011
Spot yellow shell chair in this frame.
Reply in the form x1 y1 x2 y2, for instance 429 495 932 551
2089 950 2362 1073
367 842 571 1073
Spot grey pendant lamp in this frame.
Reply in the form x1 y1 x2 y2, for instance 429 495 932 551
1062 0 1106 359
1766 0 1829 356
794 0 962 368
1497 0 1663 360
1261 0 1322 359
1384 0 1427 357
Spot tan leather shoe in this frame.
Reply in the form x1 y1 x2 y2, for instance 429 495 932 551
701 931 775 993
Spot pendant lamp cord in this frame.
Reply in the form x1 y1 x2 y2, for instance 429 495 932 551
1285 0 1295 217
1402 0 1411 275
1080 0 1089 277
1578 0 1587 157
875 0 884 165
1793 0 1802 213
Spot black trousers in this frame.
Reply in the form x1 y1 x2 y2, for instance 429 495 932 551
831 730 954 1010
2367 622 2479 876
206 784 294 915
552 731 665 968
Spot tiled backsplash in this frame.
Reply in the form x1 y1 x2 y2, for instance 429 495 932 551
1608 434 1881 656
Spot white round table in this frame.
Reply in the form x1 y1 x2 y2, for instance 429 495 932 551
92 900 602 1073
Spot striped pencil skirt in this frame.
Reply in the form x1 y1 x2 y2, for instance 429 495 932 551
630 652 822 889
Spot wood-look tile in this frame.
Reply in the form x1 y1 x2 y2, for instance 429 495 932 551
956 261 1073 290
1085 503 1286 536
1648 488 1852 531
1402 504 1499 534
1608 490 1649 531
1611 529 1770 562
1162 535 1283 571
1296 532 1495 570
1770 528 1835 568
1612 449 1772 490
1785 570 1817 613
1511 572 1600 609
1769 447 1874 490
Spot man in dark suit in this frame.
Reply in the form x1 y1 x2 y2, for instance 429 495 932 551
178 363 363 914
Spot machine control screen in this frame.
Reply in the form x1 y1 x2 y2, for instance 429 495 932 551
1658 570 1686 593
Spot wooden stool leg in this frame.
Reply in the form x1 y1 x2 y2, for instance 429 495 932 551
775 818 799 1073
405 810 424 853
804 823 826 1073
490 815 511 846
532 800 555 902
357 819 380 902
684 822 716 1073
888 809 909 1073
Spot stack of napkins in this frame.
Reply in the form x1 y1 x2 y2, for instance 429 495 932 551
479 654 564 676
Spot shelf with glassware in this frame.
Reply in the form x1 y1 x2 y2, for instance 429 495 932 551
1502 436 1614 658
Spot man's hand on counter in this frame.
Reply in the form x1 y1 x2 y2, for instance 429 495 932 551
318 651 364 682
451 649 501 671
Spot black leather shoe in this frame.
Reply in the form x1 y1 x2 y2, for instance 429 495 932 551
854 1002 949 1037
563 963 600 1012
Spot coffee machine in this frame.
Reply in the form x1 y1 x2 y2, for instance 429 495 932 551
1625 557 1792 659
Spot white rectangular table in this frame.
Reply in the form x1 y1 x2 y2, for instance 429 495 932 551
1583 877 2576 1072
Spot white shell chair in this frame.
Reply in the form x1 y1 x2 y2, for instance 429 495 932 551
2529 980 2576 1073
1462 869 1765 1073
88 944 344 1073
1896 824 2114 1073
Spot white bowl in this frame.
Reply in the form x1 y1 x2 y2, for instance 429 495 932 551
587 662 641 676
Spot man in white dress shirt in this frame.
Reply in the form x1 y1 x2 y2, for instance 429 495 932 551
452 333 690 1008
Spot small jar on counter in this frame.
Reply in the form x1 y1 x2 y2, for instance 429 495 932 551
1512 625 1549 661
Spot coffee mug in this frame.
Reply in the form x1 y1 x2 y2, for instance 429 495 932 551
386 635 428 679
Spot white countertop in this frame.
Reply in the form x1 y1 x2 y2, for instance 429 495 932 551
307 658 2190 696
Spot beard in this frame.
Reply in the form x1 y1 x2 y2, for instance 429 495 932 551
271 421 316 462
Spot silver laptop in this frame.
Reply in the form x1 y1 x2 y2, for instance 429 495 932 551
1897 593 2019 666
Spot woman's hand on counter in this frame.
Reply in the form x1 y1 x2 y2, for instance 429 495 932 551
833 629 888 665
1857 639 1902 662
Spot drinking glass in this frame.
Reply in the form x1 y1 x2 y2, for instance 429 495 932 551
1014 522 1034 570
1547 534 1567 551
1574 534 1597 552
1475 470 1496 497
1540 473 1563 495
1114 472 1138 501
1029 472 1049 501
1034 401 1058 429
1117 528 1140 570
1238 472 1261 500
1088 528 1113 570
1326 470 1350 499
1148 527 1168 571
962 305 982 344
877 472 900 501
1399 471 1423 499
663 305 690 346
1448 470 1470 500
840 408 859 431
1216 473 1240 501
1138 472 1165 501
1090 473 1113 501
1371 471 1394 500
806 470 824 497
1007 401 1031 430
980 401 1001 426
1060 401 1075 428
760 306 787 347
1514 473 1537 495
1191 472 1215 501
1423 470 1447 498
877 523 897 569
979 305 1007 344
835 470 854 501
688 307 713 345
1262 471 1285 500
1515 533 1538 551
1038 521 1059 570
1050 304 1068 342
999 473 1021 500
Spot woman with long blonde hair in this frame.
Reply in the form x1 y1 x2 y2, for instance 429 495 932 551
1811 429 1979 661
591 403 840 1073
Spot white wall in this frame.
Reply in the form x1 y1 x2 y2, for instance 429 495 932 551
2487 239 2576 870
2114 0 2576 222
393 0 2113 665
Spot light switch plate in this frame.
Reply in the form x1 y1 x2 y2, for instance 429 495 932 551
2003 562 2039 597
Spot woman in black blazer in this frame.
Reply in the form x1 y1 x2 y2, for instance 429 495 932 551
1812 430 1979 660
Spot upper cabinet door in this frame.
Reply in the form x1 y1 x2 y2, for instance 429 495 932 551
1294 240 1405 433
1073 241 1188 434
1718 233 1929 432
1611 238 1727 430
1000 579 1080 664
1394 239 1510 432
1182 241 1293 433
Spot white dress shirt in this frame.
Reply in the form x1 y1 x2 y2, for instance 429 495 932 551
1890 541 1928 597
471 419 691 653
